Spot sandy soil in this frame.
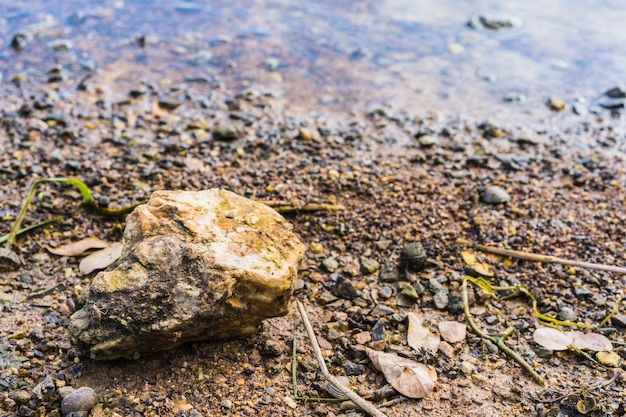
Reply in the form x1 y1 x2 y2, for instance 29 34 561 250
0 67 625 417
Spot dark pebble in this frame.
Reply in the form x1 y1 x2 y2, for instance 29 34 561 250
344 362 366 376
371 322 385 341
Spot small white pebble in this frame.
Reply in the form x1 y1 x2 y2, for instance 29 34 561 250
459 361 476 375
283 396 297 409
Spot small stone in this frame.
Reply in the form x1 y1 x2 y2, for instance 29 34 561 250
308 242 324 254
438 341 454 358
604 86 626 98
322 257 339 272
481 185 511 204
371 322 385 341
61 387 97 417
261 338 283 357
298 127 313 141
459 361 476 375
360 257 380 274
574 287 592 297
418 134 439 148
212 123 239 141
317 291 339 305
344 362 366 376
378 286 394 299
547 97 566 111
220 399 233 409
438 321 466 343
485 315 499 325
433 291 449 310
379 264 400 282
558 306 578 322
0 247 21 272
13 390 31 405
352 331 371 345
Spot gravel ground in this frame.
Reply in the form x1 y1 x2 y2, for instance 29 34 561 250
1 67 626 417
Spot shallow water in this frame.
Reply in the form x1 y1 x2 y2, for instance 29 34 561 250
1 0 625 121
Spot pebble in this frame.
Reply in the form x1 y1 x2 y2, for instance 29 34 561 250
212 123 239 141
611 314 626 328
322 257 339 272
418 134 439 147
371 322 385 341
433 291 449 310
378 264 400 282
558 306 578 322
13 390 31 405
360 257 380 274
459 361 476 375
378 286 394 299
61 387 97 417
344 362 366 376
547 97 566 111
480 185 510 204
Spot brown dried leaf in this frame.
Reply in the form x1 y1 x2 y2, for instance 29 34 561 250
567 331 613 352
47 237 109 256
407 312 440 353
438 321 467 343
79 242 123 275
533 327 572 351
366 348 437 399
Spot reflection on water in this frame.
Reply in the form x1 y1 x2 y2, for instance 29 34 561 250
1 0 625 121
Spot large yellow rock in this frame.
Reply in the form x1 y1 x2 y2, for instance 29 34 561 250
69 189 305 360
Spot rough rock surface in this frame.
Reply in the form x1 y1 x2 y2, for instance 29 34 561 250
69 189 305 360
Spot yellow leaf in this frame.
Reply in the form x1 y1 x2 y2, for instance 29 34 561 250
461 250 493 277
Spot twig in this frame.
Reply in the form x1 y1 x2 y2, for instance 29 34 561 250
473 244 626 274
296 300 388 417
291 339 343 403
263 200 345 214
462 279 546 386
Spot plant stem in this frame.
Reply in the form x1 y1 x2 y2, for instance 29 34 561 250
462 279 546 386
473 244 626 274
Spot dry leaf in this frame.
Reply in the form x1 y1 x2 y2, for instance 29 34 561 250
407 312 440 353
460 250 493 277
79 242 123 275
567 331 613 352
366 348 437 399
533 327 572 351
438 321 466 343
47 237 109 256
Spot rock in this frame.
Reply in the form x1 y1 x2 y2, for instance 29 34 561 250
558 306 578 322
418 134 439 148
468 14 522 31
360 257 380 274
13 390 31 405
480 185 510 204
69 189 305 360
61 387 97 417
212 123 239 141
322 257 339 272
547 97 566 111
0 247 21 272
604 86 626 99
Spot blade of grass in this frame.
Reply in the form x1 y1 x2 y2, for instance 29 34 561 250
0 216 63 244
6 177 142 249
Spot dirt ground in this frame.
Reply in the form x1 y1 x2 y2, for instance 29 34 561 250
1 45 626 417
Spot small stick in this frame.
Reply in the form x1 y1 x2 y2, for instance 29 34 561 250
262 200 345 214
473 244 626 274
462 280 546 386
296 300 388 417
